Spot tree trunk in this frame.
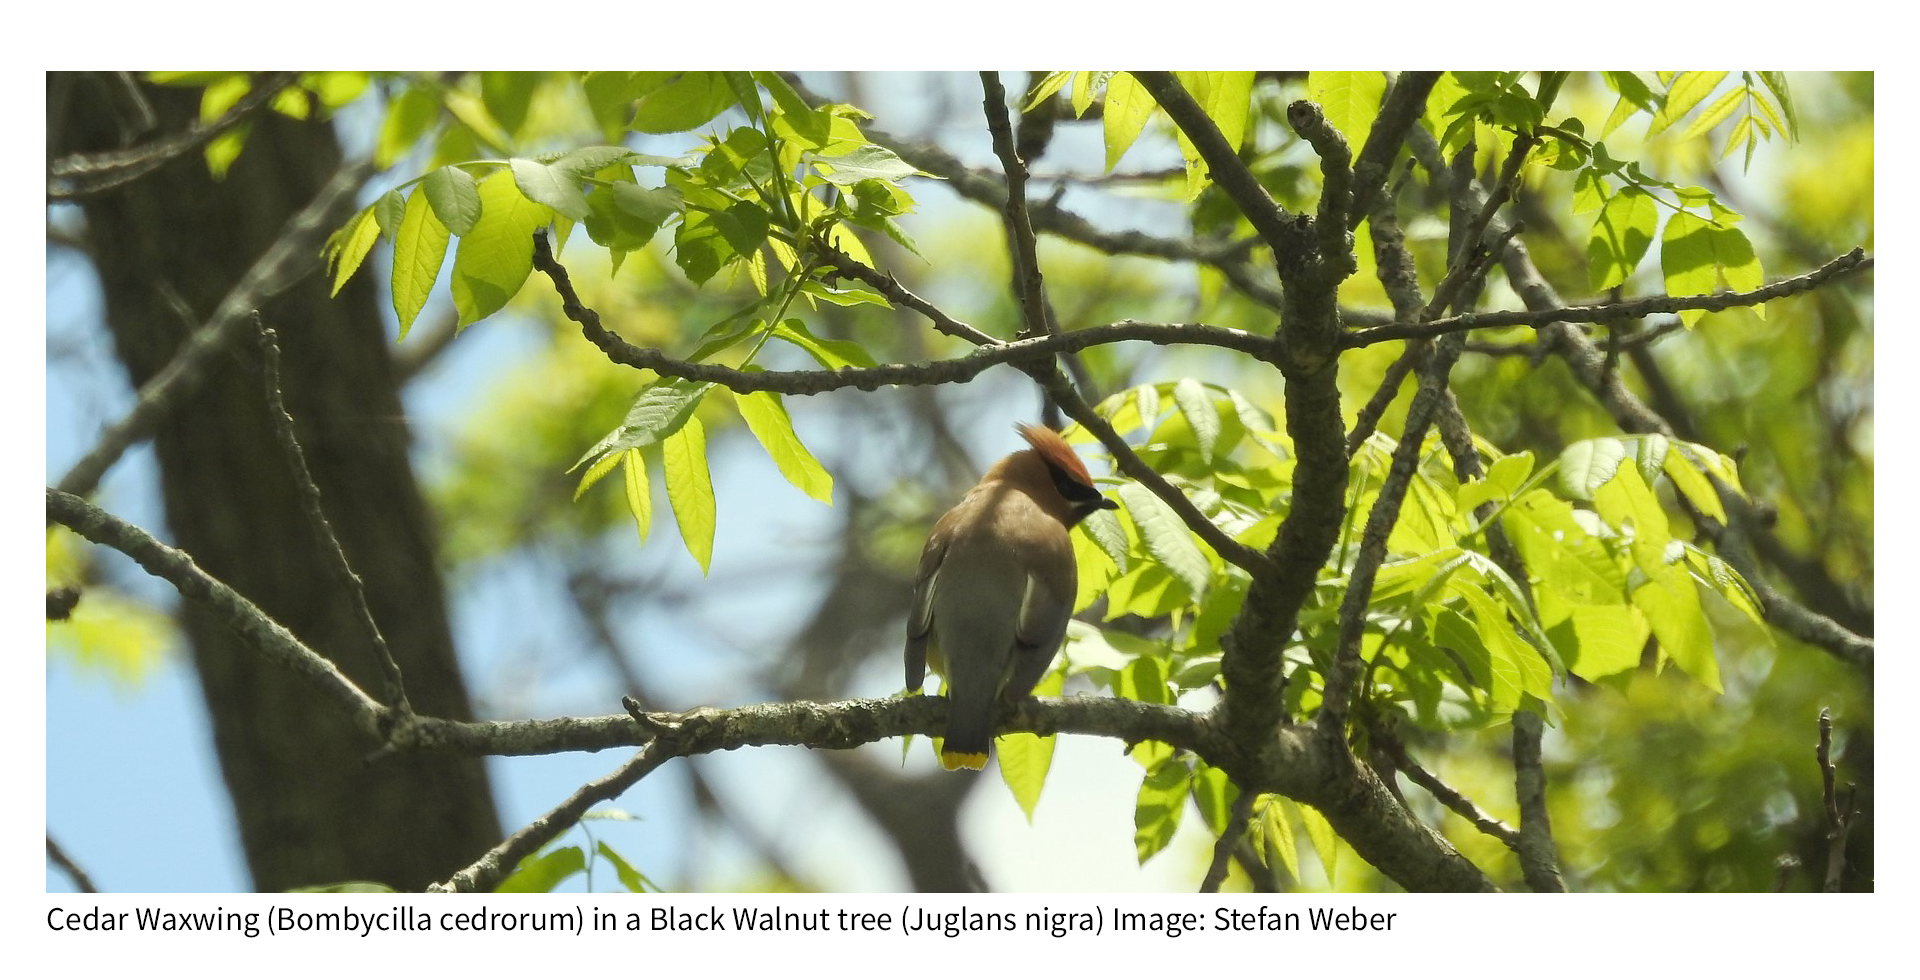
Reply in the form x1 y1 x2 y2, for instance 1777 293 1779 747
50 73 502 891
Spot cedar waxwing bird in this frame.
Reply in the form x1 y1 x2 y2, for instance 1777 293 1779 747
905 423 1119 770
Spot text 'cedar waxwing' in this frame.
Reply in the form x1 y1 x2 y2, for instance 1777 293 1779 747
905 423 1119 770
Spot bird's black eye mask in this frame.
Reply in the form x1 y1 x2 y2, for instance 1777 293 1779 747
1043 461 1118 523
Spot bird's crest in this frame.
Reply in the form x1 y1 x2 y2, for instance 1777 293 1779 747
1015 423 1095 487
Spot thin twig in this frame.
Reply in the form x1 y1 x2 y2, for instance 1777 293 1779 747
1374 728 1519 848
536 235 1280 393
258 320 411 717
1816 708 1856 892
980 72 1055 342
47 835 99 893
431 742 676 893
1345 249 1871 349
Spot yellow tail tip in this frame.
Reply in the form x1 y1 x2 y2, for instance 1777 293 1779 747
940 751 988 771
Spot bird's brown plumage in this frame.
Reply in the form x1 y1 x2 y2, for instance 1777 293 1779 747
905 424 1117 770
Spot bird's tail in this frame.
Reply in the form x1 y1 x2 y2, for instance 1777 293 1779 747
940 671 995 771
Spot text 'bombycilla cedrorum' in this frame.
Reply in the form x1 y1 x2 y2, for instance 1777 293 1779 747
905 423 1118 770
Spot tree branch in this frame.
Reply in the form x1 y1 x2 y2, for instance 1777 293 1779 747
1345 248 1871 349
1816 707 1857 892
1200 790 1255 893
1130 72 1305 263
258 321 411 716
48 72 303 201
47 488 384 732
431 742 675 893
1347 72 1441 231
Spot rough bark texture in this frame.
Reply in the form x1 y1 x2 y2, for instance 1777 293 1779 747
50 73 501 891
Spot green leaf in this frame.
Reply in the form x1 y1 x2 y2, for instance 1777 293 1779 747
1563 602 1649 680
573 448 623 500
509 157 591 221
286 881 395 893
324 206 380 297
733 388 833 504
1648 71 1728 138
1172 378 1220 463
422 165 481 236
583 185 662 251
551 144 639 177
1660 210 1717 328
1296 802 1340 885
1663 446 1726 523
1103 73 1156 171
996 668 1063 822
710 201 770 254
1133 755 1190 865
1756 72 1799 139
1677 84 1745 143
1081 506 1130 573
1634 563 1720 692
450 169 553 327
1714 224 1764 294
632 71 736 134
1593 464 1671 574
480 71 540 136
594 841 658 893
1306 70 1386 151
1114 653 1172 706
762 318 874 369
613 183 683 224
622 449 652 545
376 85 441 168
1586 186 1657 291
373 187 406 236
1255 797 1299 882
756 71 831 149
390 188 450 338
812 144 919 186
1502 490 1625 604
1181 71 1255 150
496 846 585 893
1454 580 1548 707
1457 450 1533 512
1559 437 1628 500
1116 483 1210 599
1190 764 1236 836
572 380 715 472
662 416 716 574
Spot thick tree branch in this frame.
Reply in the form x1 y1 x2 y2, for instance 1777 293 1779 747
51 483 1497 889
1347 72 1441 231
